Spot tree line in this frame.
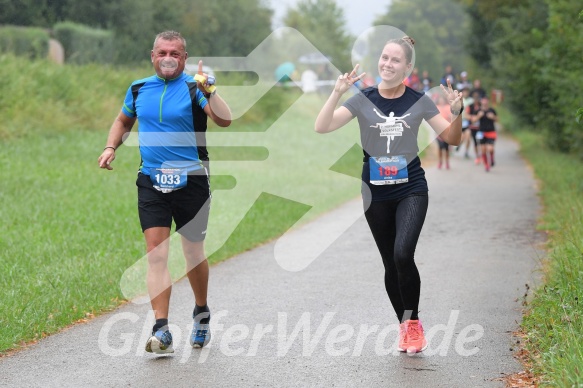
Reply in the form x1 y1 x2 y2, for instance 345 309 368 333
0 0 274 62
460 0 583 156
1 0 581 156
0 0 466 74
0 0 352 68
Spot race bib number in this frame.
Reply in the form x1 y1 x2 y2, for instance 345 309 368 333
369 155 409 185
150 168 187 193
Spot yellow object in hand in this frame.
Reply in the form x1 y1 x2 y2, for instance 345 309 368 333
194 74 216 94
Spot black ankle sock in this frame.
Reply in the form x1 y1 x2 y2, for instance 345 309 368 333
193 304 210 324
399 311 419 323
153 318 168 332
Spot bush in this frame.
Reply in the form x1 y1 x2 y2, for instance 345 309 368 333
488 1 583 158
535 2 583 156
53 21 114 65
0 54 151 140
0 25 49 59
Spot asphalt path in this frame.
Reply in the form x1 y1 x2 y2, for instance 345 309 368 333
0 134 544 387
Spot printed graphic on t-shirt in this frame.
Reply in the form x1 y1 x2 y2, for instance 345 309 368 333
369 109 411 153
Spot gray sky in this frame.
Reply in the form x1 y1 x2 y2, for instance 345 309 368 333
267 0 392 36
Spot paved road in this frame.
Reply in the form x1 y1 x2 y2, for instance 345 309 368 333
0 135 544 387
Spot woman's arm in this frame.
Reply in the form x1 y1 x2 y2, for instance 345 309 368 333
427 80 464 145
427 112 462 146
315 64 364 133
315 92 354 133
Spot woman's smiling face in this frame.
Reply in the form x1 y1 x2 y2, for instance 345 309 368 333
378 42 411 85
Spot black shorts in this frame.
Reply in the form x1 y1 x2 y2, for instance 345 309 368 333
480 138 496 145
470 128 480 146
136 170 211 242
437 138 449 150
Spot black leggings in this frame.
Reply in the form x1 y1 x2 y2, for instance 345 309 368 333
364 193 428 322
470 129 480 148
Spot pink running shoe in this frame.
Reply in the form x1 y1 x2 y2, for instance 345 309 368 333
403 320 427 353
397 323 408 352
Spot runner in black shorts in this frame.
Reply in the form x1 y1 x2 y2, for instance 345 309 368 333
98 31 232 354
468 91 482 164
137 171 210 242
475 96 498 172
457 87 473 158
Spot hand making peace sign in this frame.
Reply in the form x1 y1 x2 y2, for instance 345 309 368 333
335 64 366 95
440 78 463 112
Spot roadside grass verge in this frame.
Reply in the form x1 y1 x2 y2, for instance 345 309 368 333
510 126 583 387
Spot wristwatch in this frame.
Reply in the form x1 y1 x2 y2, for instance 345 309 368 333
205 89 216 98
450 104 464 116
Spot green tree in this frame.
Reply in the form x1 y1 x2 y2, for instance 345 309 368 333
282 0 353 71
0 0 112 28
374 0 469 81
0 0 168 29
487 0 549 126
0 0 64 27
179 0 273 57
533 1 583 153
466 0 583 155
106 0 187 63
105 0 272 63
63 0 118 29
0 0 273 64
463 2 492 69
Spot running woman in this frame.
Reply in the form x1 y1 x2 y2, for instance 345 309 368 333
315 35 463 353
457 87 474 158
435 93 452 169
468 91 482 164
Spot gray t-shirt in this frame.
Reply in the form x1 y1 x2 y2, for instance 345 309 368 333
343 86 439 201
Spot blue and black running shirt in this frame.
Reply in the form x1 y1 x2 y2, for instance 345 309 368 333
121 72 209 176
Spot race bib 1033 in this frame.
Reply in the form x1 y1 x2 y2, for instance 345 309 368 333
150 168 187 193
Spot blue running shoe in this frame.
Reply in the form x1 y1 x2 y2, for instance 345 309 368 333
190 316 211 348
145 327 174 354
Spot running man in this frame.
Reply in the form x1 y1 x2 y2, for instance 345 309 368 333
98 31 232 354
474 96 498 172
456 87 474 158
468 92 482 164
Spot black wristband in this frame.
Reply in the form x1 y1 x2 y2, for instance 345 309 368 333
451 104 464 116
104 146 116 151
